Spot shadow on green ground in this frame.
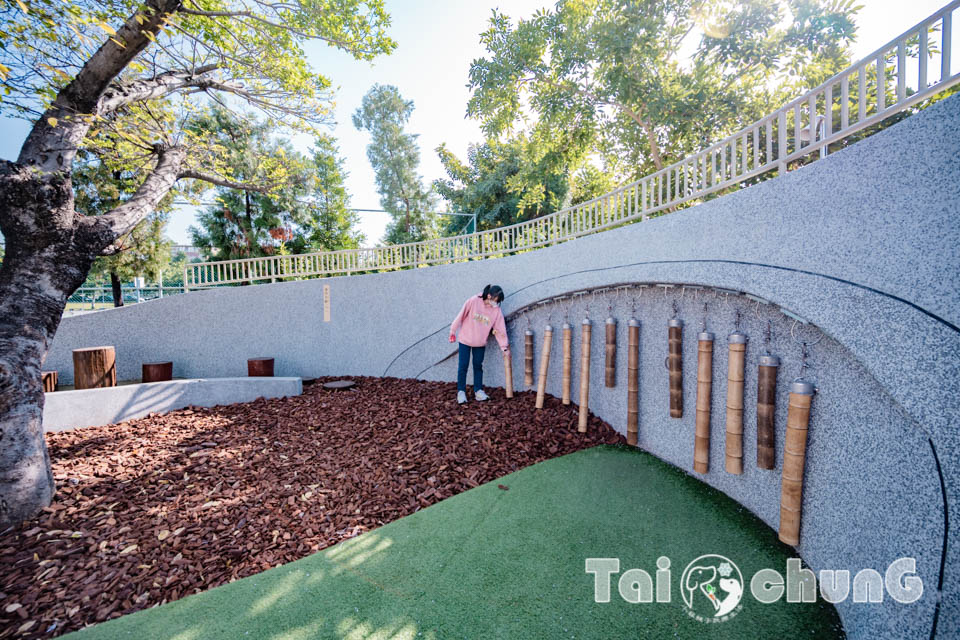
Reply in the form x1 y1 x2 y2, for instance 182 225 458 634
63 445 843 639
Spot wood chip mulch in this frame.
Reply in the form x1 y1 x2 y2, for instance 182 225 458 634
0 376 625 638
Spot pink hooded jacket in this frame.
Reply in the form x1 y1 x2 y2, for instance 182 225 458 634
450 293 509 352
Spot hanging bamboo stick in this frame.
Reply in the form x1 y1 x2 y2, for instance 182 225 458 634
627 318 640 446
605 317 617 387
524 328 535 387
578 318 593 432
725 331 747 475
562 322 572 405
757 355 780 469
668 318 683 418
778 380 815 546
693 332 714 474
535 324 554 409
503 351 514 398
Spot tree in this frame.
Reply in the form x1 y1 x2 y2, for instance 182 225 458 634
433 135 569 233
188 108 318 260
73 151 173 305
189 113 364 260
306 135 364 251
467 0 858 183
0 0 395 528
352 84 438 244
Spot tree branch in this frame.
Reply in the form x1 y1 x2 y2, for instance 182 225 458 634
18 0 183 172
98 64 219 114
178 169 272 192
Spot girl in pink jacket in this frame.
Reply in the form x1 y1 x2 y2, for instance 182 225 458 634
449 284 510 404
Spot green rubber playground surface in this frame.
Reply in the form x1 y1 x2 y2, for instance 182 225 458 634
64 445 843 640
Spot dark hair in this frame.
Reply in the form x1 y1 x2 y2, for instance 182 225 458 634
482 284 504 304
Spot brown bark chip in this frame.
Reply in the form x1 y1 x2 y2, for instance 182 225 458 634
0 376 623 638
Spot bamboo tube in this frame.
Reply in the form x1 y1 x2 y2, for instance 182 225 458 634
524 329 535 387
724 331 747 475
667 319 683 418
778 380 815 546
578 318 592 432
757 355 780 469
535 325 554 409
605 317 617 387
627 319 640 446
562 323 572 405
693 332 714 474
503 351 514 398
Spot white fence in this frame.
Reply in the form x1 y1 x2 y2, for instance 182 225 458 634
185 1 960 290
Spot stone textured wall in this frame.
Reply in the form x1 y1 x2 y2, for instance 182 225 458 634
45 94 960 639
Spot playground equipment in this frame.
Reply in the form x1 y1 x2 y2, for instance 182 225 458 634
535 324 554 409
725 325 748 475
578 317 593 432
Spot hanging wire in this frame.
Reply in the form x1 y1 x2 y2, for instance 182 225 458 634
734 308 741 331
701 301 709 332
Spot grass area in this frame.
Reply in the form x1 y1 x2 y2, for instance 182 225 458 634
62 445 843 640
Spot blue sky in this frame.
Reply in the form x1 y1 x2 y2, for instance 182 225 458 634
0 0 948 246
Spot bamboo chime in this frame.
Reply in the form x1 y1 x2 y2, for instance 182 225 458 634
667 318 683 418
524 327 535 387
578 317 592 432
503 349 514 398
756 354 779 469
626 318 640 446
778 379 816 546
693 330 713 474
562 321 573 405
535 324 554 409
724 330 748 474
605 316 617 387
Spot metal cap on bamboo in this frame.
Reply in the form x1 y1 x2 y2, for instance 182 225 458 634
728 331 747 344
563 322 572 330
525 328 534 336
790 379 816 395
628 318 640 327
668 318 683 328
582 318 592 326
544 324 553 332
606 317 616 325
698 331 714 341
759 355 781 367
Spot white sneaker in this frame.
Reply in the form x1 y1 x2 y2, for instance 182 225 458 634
457 390 467 404
475 388 489 401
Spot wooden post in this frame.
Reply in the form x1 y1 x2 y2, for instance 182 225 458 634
757 355 780 469
142 361 173 383
578 318 592 432
561 323 572 405
725 332 747 475
535 325 554 409
524 329 535 387
668 319 683 418
627 319 640 446
41 371 58 393
247 357 275 377
779 380 815 546
503 351 514 398
72 346 117 390
693 332 713 473
604 317 617 387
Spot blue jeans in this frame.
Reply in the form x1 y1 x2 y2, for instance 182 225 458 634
457 342 486 393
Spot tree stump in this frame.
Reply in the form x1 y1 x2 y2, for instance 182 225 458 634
142 362 173 383
72 346 117 390
41 371 58 392
248 357 275 377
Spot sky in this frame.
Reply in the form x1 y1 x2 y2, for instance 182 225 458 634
0 0 950 247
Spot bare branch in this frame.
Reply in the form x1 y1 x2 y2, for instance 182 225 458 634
178 169 272 193
98 64 219 113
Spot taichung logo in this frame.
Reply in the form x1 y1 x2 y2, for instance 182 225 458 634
680 554 744 622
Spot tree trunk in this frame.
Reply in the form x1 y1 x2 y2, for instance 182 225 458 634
0 162 99 529
110 270 124 307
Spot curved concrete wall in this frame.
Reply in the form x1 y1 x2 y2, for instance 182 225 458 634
45 94 960 638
